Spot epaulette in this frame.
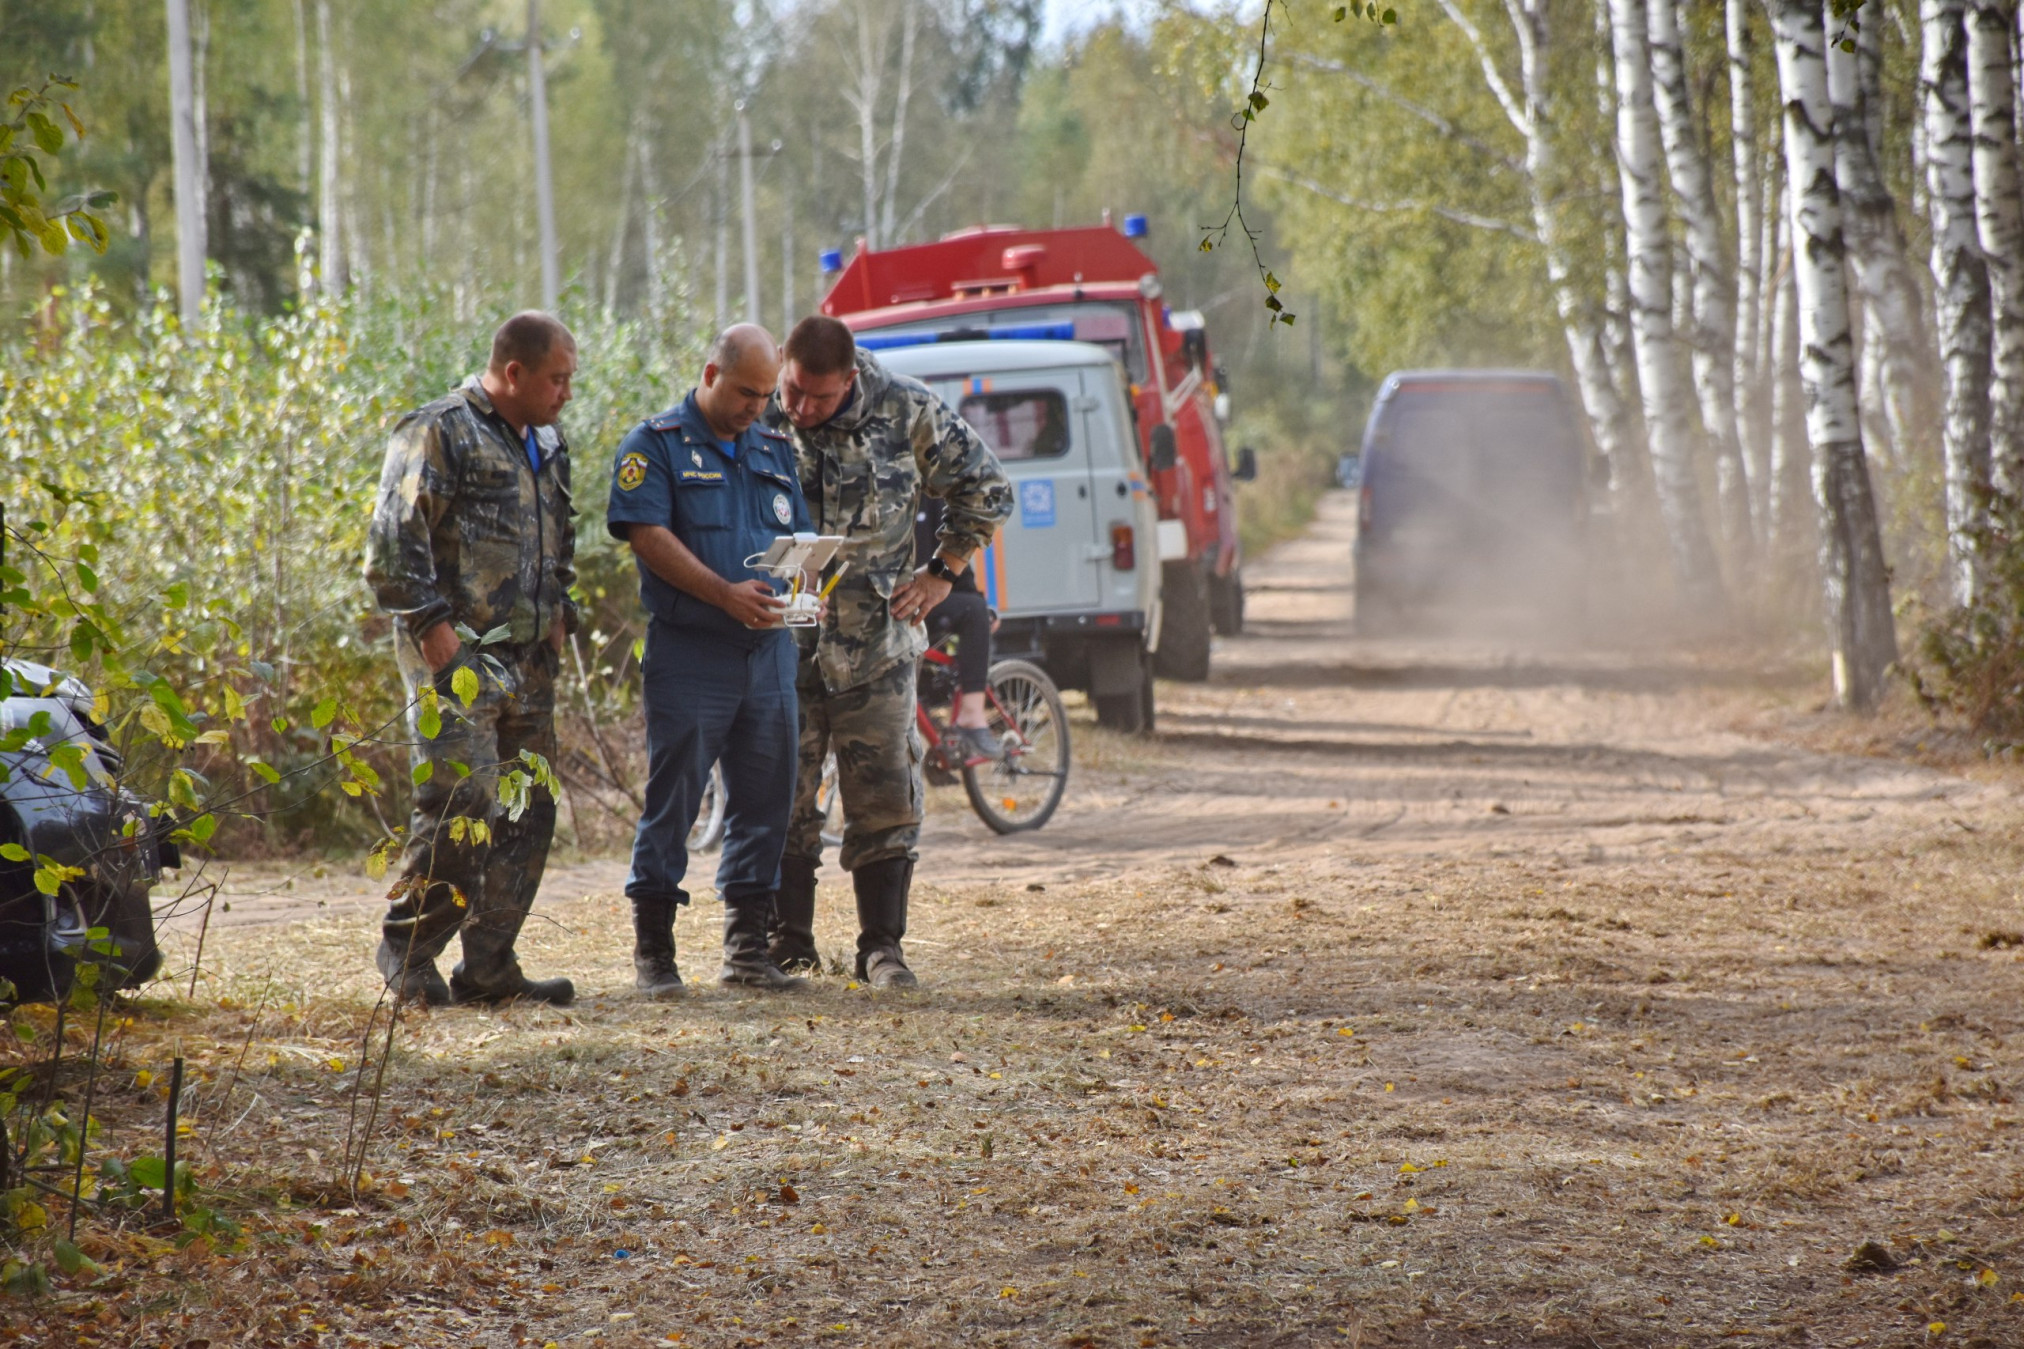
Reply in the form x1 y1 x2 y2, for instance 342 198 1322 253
645 409 685 432
756 425 790 441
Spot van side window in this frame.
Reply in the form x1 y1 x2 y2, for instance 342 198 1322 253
959 391 1072 461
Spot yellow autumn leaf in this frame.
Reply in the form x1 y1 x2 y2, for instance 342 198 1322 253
711 1134 729 1151
1976 1268 1998 1287
1399 1162 1422 1174
1402 1198 1419 1212
1698 1235 1718 1247
1123 1183 1139 1195
1337 1027 1355 1036
1928 1323 1945 1336
134 1069 153 1088
999 1287 1017 1299
1384 1082 1395 1092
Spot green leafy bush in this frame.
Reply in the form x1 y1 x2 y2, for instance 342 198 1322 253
2 277 701 846
1909 492 2024 747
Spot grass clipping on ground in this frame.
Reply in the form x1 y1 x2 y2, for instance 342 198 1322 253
7 815 2024 1347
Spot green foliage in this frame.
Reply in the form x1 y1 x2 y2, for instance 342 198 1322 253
1 77 116 260
2 276 698 847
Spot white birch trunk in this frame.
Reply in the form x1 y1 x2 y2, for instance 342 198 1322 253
1770 0 1899 709
1968 0 2024 496
1922 0 1993 603
1435 0 1639 488
1828 12 1934 471
846 0 890 250
1609 0 1725 610
1767 220 1809 558
878 0 918 246
1729 0 1770 538
1649 0 1752 557
315 0 344 291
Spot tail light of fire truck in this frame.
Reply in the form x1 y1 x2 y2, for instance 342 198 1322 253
1110 522 1137 571
1359 482 1375 529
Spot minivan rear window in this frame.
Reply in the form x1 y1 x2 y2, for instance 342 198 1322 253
960 391 1072 461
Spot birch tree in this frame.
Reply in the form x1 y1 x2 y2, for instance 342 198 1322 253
1429 0 1638 488
1769 0 1898 709
1608 0 1724 611
1649 0 1752 558
1729 0 1770 535
1827 11 1933 470
1967 0 2024 496
1921 0 1992 603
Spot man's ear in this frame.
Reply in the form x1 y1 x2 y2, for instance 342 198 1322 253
502 359 526 391
702 362 722 390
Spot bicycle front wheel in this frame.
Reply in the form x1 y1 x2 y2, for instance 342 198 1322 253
962 658 1071 833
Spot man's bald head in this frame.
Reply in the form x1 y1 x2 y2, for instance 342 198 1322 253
708 323 781 379
697 323 782 440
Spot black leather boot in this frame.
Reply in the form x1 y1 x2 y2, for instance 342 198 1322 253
768 854 821 973
631 894 684 999
721 894 807 991
852 856 918 989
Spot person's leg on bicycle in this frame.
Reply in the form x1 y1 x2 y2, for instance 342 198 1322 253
925 588 1000 760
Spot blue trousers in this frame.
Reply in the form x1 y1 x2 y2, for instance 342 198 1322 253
627 620 798 907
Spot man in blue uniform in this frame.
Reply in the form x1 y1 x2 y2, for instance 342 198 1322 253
607 324 810 996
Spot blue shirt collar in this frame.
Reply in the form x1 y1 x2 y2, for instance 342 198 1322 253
680 392 744 460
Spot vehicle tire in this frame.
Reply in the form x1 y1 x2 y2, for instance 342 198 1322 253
1156 562 1212 681
963 660 1071 833
1209 566 1245 636
1094 646 1156 734
0 888 88 1005
687 762 727 853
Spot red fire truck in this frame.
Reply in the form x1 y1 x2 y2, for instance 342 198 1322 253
819 216 1252 681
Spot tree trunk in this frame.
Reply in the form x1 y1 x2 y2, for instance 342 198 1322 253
878 0 918 246
1729 0 1770 539
315 0 344 291
1829 10 1935 471
1767 218 1810 562
1649 0 1752 559
1922 0 1993 603
848 0 890 250
1968 0 2024 496
1608 0 1725 612
1769 0 1899 710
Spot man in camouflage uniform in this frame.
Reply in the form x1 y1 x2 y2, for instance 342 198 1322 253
364 312 580 1007
764 315 1011 989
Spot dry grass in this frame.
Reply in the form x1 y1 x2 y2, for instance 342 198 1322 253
5 802 2024 1348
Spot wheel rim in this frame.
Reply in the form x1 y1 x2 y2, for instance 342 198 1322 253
965 666 1069 830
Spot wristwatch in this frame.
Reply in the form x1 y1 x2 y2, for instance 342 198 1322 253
925 554 961 583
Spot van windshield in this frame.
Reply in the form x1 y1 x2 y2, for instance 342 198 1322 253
864 302 1147 383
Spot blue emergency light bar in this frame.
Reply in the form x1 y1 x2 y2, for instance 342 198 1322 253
858 322 1076 352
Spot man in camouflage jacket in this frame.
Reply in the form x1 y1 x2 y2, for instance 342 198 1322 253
364 312 580 1007
763 315 1011 988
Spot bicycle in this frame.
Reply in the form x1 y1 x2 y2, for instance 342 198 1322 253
814 641 1071 841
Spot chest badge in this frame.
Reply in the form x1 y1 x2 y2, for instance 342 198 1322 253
691 448 704 467
617 451 649 492
773 492 792 525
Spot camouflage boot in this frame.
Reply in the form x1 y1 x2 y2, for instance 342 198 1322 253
852 857 918 990
767 855 822 974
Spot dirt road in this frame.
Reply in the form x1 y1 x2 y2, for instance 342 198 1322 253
42 492 2024 1348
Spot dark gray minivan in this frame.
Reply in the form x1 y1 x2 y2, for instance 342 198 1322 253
1351 370 1592 633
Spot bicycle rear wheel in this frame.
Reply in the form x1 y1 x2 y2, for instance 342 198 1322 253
962 659 1070 833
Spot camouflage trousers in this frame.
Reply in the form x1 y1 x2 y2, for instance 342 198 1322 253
377 640 558 996
787 660 922 873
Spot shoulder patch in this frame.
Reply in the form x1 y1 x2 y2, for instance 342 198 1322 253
617 451 650 492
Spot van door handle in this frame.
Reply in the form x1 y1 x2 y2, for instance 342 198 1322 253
1077 485 1088 498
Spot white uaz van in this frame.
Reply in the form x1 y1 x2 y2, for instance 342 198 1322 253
879 339 1164 732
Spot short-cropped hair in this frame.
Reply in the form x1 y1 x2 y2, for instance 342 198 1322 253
490 311 574 372
783 315 857 378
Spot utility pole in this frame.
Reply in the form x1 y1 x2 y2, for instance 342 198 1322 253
166 0 206 324
737 102 760 324
527 0 559 312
